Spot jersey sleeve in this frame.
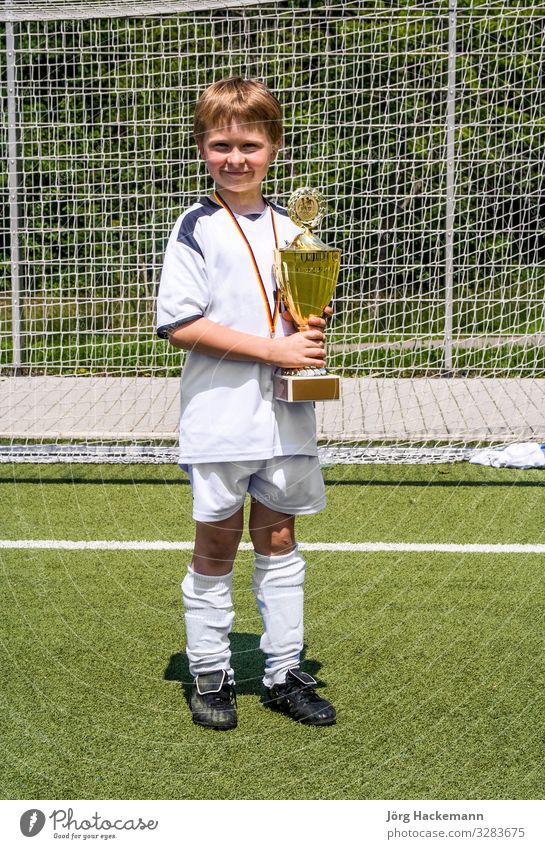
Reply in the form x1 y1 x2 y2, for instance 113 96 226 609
156 213 210 339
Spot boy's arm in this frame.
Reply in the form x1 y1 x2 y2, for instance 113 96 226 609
167 315 328 370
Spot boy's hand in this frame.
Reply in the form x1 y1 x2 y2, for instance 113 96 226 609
305 305 333 330
269 324 326 370
282 305 333 328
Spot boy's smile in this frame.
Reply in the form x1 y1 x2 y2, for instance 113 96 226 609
199 122 279 211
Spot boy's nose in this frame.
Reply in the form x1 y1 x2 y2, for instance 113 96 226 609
227 147 245 167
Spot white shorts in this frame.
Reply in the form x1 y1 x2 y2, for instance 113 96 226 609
184 456 326 523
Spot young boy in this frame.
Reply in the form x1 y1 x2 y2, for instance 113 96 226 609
156 76 336 730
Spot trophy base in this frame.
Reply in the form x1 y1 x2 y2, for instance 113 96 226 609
274 373 341 403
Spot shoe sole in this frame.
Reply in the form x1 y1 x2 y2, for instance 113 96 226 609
265 699 336 726
192 716 237 731
302 715 336 726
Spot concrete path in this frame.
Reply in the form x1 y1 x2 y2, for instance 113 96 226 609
1 375 544 443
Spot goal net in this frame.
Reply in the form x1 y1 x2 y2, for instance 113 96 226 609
1 0 544 463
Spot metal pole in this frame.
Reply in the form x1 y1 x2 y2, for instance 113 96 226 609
444 2 457 373
6 18 21 373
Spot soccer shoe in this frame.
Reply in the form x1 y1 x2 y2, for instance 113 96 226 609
190 670 237 730
266 667 336 726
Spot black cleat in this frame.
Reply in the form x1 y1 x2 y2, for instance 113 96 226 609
266 667 336 726
190 670 237 730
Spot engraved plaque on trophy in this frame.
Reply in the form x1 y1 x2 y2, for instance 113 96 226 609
273 188 341 402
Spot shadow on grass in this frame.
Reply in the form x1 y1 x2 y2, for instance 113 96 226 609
164 633 324 704
323 478 545 488
4 473 543 489
0 476 190 486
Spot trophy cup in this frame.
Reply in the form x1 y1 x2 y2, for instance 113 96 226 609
273 188 341 402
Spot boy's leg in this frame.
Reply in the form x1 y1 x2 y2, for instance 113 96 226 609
248 461 336 725
249 501 303 686
182 507 243 682
181 461 257 729
182 458 254 687
181 509 243 730
193 508 244 575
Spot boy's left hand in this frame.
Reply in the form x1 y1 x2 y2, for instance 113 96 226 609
282 304 333 329
310 304 334 329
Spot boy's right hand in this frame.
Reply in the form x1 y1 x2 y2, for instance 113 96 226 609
269 326 326 369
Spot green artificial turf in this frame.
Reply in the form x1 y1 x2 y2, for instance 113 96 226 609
1 463 544 799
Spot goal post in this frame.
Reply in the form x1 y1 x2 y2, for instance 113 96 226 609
1 0 544 463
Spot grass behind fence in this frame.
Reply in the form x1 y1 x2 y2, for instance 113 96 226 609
2 293 545 376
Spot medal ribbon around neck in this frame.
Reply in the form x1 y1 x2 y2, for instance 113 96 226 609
213 190 280 337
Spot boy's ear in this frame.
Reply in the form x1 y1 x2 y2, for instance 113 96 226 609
196 136 207 160
270 139 282 162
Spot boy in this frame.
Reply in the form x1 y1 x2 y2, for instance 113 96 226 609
156 77 336 730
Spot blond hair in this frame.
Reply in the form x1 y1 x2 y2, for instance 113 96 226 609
194 77 283 146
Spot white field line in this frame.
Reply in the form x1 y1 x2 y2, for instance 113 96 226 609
0 539 545 554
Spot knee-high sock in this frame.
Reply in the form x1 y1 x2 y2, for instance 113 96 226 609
181 565 235 683
252 545 306 688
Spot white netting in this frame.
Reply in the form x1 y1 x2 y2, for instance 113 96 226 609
1 0 545 461
1 1 271 22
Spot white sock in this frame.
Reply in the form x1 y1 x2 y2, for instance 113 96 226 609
252 545 306 688
181 565 235 683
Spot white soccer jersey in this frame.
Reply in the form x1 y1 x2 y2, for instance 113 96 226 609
156 195 318 464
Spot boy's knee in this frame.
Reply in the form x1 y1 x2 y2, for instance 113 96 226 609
208 530 242 554
250 524 295 557
270 527 296 556
194 522 243 572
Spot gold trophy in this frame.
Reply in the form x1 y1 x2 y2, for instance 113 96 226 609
273 188 341 402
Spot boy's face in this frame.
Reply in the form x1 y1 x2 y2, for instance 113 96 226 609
198 122 279 200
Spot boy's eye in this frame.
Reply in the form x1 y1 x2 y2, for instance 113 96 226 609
208 140 262 152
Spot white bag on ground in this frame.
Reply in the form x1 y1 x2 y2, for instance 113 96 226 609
470 442 545 469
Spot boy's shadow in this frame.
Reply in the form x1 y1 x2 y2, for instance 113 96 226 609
164 632 323 702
